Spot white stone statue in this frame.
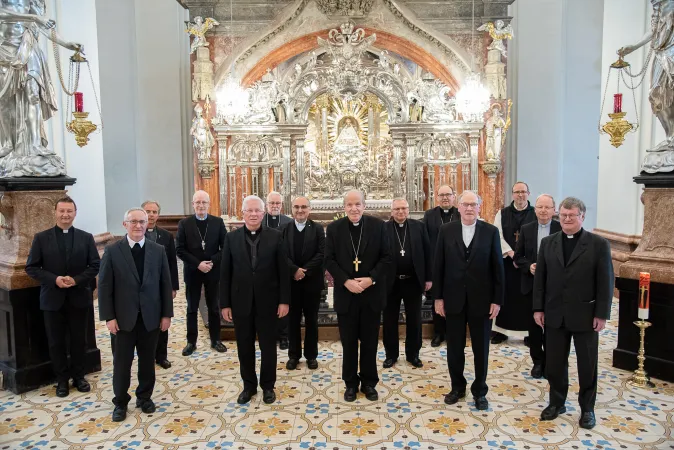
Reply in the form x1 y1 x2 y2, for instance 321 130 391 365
185 16 219 54
0 0 82 177
478 20 513 59
190 104 215 161
485 106 506 160
619 0 674 172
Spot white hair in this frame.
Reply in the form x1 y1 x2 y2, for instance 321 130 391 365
123 207 148 222
343 189 365 205
193 190 210 202
242 195 265 211
266 191 282 201
535 193 556 208
457 190 483 206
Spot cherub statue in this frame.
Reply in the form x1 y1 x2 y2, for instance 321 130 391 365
185 16 219 54
478 20 513 58
190 104 215 160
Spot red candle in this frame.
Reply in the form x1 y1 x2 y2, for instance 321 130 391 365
638 272 650 320
74 92 84 113
614 93 623 114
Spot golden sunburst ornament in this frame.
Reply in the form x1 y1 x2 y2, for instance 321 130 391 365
326 97 369 147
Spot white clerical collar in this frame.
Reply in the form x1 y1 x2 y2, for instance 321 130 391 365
147 228 154 232
462 221 477 229
195 214 208 221
443 209 449 214
58 226 71 233
127 236 145 248
396 220 406 227
271 215 278 219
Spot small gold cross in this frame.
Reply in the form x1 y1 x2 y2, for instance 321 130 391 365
353 257 361 271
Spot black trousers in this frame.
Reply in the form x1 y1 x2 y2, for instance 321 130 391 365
185 274 221 344
288 287 320 360
546 325 598 412
445 310 492 397
155 330 169 362
383 278 422 360
112 313 159 407
425 289 446 338
43 302 89 383
527 296 545 366
337 299 381 389
233 299 278 392
278 314 289 341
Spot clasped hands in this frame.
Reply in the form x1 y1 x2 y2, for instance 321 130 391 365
55 276 76 288
294 268 306 281
107 317 171 335
344 277 373 294
221 303 289 324
434 299 501 319
533 312 606 332
198 261 214 273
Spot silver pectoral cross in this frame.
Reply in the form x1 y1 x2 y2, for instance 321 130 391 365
201 240 205 250
400 249 405 256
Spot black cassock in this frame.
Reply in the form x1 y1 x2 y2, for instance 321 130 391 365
495 201 536 331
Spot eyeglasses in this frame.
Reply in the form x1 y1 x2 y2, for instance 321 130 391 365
437 193 454 197
193 201 209 205
392 207 409 212
512 190 529 195
268 201 282 206
292 205 309 210
535 206 554 210
559 213 581 220
460 202 479 209
244 209 264 214
126 220 147 226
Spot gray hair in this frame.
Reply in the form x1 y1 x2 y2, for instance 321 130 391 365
559 196 586 215
141 200 161 212
193 190 210 202
391 197 409 207
457 190 483 206
292 196 311 207
242 195 265 211
266 191 282 201
535 193 555 208
123 207 148 222
343 189 365 205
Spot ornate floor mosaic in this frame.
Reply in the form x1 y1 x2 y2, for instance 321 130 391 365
1 288 673 449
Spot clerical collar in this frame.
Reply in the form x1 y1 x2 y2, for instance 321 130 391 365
443 209 449 214
245 226 261 236
395 220 406 227
127 235 145 248
56 225 72 233
147 228 154 232
271 215 278 219
195 214 208 221
349 220 361 227
564 228 583 239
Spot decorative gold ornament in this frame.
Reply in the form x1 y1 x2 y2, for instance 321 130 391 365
66 112 97 147
601 112 636 148
627 320 656 389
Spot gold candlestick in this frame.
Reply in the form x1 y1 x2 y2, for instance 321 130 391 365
627 319 655 389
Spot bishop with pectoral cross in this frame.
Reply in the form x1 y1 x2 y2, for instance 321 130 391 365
325 190 392 403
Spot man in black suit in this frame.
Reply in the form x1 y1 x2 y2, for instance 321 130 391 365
282 196 325 371
433 190 504 411
176 190 227 356
383 198 431 369
99 208 173 422
514 194 561 378
325 190 391 402
263 191 293 350
534 197 613 430
142 200 179 369
422 184 460 347
26 196 100 398
220 195 290 405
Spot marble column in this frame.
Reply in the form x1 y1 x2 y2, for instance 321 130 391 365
281 136 292 212
469 134 480 191
295 136 306 197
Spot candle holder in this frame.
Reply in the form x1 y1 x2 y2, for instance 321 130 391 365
601 112 635 148
627 319 656 389
66 112 98 147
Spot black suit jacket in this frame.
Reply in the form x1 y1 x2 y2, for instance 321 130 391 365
176 214 227 280
386 219 432 292
533 229 614 332
98 238 174 332
263 213 293 230
154 226 179 291
325 215 391 314
282 219 325 294
220 227 290 317
25 227 100 311
514 220 562 295
432 220 505 317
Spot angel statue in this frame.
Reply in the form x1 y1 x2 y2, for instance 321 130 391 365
485 105 506 161
619 0 674 172
0 0 82 177
190 104 215 161
185 16 219 54
478 20 513 58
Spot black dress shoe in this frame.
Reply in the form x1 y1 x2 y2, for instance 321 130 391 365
182 342 196 356
279 338 289 350
136 398 156 414
156 359 172 369
72 377 90 392
343 387 357 402
286 358 299 370
112 405 127 422
490 332 508 344
56 381 69 398
530 364 544 379
579 411 596 429
211 341 227 352
237 390 257 404
307 359 318 370
360 386 378 401
431 335 445 347
406 357 423 368
444 390 465 405
474 396 489 410
263 389 276 404
383 358 396 368
540 404 567 421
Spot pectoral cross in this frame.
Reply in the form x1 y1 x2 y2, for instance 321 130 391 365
514 230 520 243
353 257 361 271
400 249 406 256
201 240 205 250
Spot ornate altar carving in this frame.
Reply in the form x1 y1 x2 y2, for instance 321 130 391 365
185 16 219 54
315 0 375 16
479 20 512 100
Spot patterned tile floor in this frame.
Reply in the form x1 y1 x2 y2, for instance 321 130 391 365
1 289 673 450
